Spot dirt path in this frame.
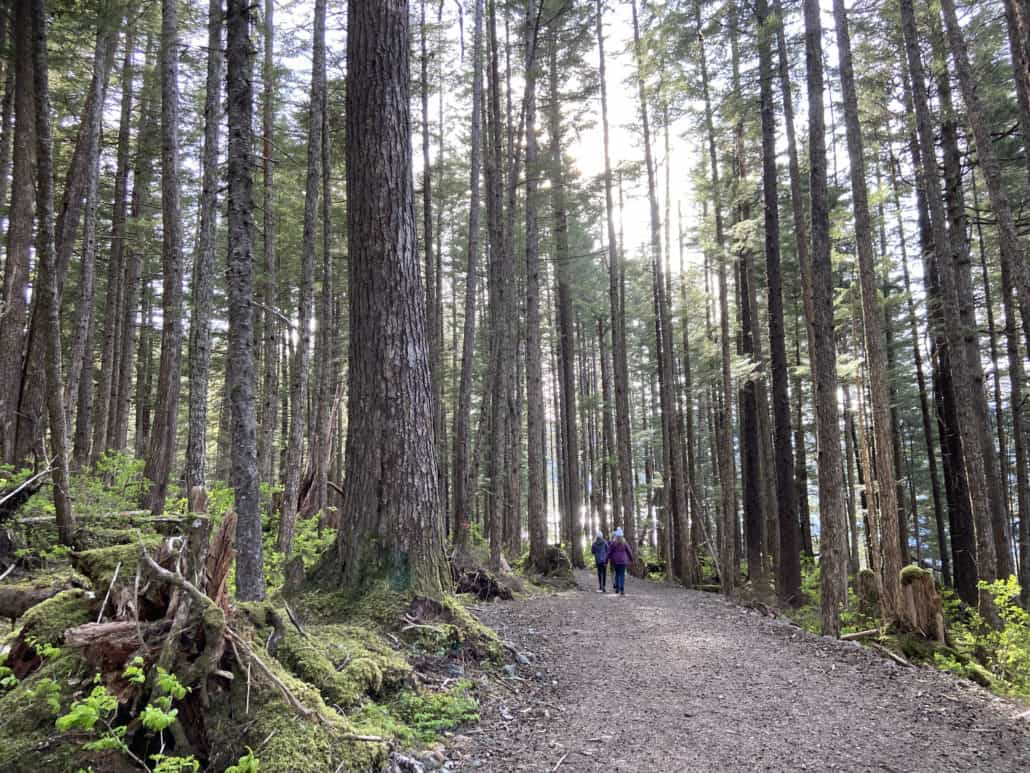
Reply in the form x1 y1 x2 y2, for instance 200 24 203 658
457 570 1029 772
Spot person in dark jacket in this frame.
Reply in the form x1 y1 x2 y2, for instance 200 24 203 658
606 527 633 596
591 532 609 592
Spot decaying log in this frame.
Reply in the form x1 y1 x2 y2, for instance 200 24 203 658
205 510 237 614
0 580 76 620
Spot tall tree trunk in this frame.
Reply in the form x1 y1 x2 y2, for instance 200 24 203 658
30 0 73 544
337 0 448 595
526 0 548 572
900 0 998 603
277 0 324 555
452 0 484 549
114 39 158 454
803 0 848 637
421 0 444 519
0 0 34 465
596 0 636 556
227 0 264 601
64 25 117 451
939 0 1022 579
631 0 691 584
756 0 800 605
547 32 583 568
91 22 135 465
142 0 186 515
831 0 903 618
258 0 278 487
184 0 223 496
697 2 738 594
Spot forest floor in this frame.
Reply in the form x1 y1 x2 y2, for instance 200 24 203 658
456 569 1030 772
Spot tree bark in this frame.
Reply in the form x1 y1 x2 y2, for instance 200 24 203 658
803 0 848 637
91 22 135 465
142 0 187 515
901 0 997 600
336 0 448 595
30 0 73 544
452 0 484 549
0 0 34 465
596 0 636 559
831 0 903 619
756 0 800 605
547 31 583 568
277 0 324 555
226 0 265 601
184 0 223 495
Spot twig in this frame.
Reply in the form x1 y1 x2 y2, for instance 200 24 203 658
284 600 308 638
870 642 912 667
551 751 569 772
137 536 209 608
0 466 53 508
841 628 880 641
96 561 122 623
338 734 385 742
227 629 321 722
0 563 15 583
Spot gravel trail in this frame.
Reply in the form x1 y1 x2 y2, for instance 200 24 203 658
458 570 1029 772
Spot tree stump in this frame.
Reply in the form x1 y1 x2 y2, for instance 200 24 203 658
899 565 945 642
855 567 879 617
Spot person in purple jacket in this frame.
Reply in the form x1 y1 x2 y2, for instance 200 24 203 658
606 527 633 596
591 532 609 592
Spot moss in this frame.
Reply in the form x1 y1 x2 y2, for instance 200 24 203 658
900 564 931 585
70 526 138 551
71 538 160 591
352 681 479 747
0 650 93 772
206 643 388 772
18 588 95 647
274 624 411 709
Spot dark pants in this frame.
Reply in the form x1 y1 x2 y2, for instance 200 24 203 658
596 563 607 590
613 564 627 593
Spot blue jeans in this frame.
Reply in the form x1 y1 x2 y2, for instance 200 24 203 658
613 564 627 593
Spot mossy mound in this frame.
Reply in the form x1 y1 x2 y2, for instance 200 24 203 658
900 564 931 585
274 624 412 709
71 526 138 551
18 588 95 647
70 539 159 591
205 650 388 772
517 546 575 589
0 651 98 772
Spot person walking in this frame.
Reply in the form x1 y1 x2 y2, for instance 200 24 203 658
591 532 610 592
607 527 633 596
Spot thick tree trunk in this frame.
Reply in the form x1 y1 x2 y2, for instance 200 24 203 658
184 0 223 495
142 0 187 515
803 0 848 637
30 0 73 544
0 0 33 465
337 0 448 595
226 0 265 601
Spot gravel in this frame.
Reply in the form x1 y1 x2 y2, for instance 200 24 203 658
457 569 1030 772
